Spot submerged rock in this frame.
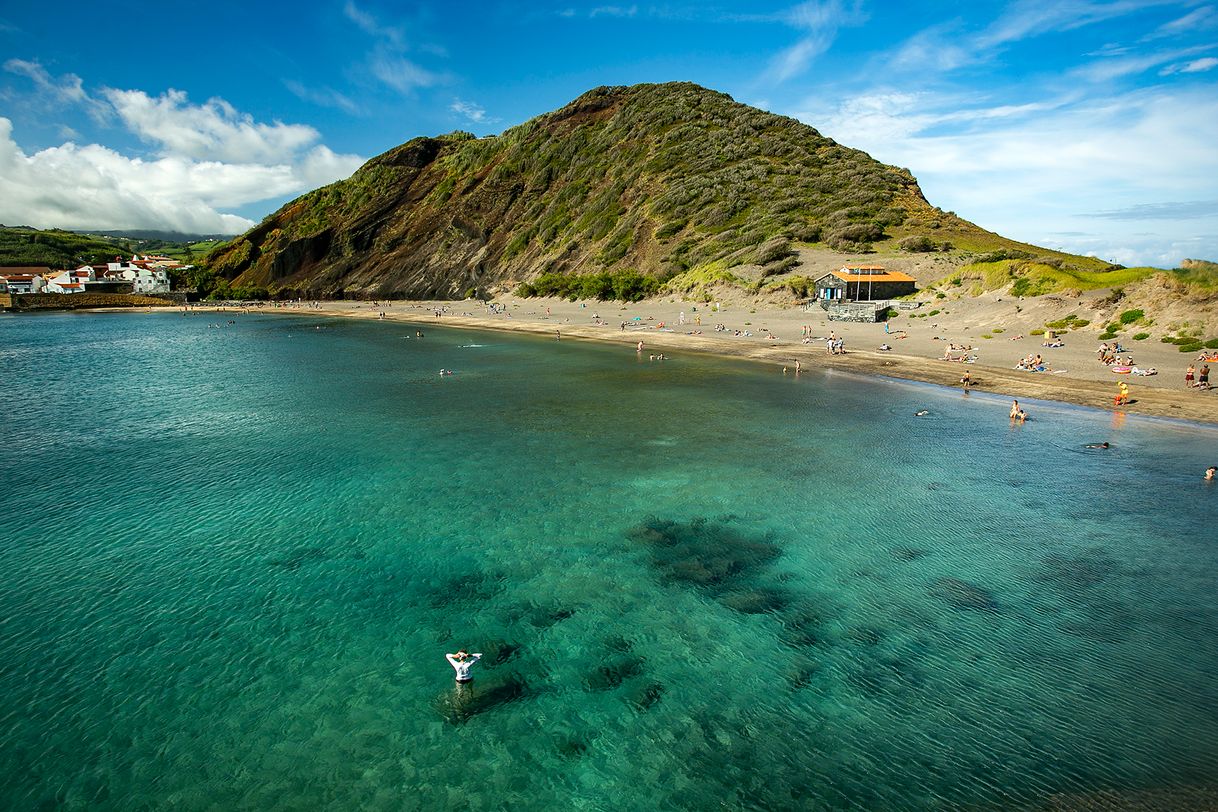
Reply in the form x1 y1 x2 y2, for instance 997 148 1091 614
437 673 532 725
929 577 998 611
583 655 646 692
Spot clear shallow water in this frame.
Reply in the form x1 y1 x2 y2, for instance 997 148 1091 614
1 310 1217 811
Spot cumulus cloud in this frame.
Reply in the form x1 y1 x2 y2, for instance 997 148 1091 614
0 74 365 234
103 88 320 163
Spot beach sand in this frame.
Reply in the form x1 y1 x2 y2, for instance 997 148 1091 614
198 294 1218 425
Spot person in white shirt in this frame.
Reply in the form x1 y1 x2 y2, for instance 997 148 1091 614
446 650 482 683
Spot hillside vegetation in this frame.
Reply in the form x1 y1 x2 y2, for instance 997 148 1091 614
0 226 137 268
0 225 219 269
208 82 1062 299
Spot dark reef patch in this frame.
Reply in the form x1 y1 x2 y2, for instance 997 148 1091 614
929 577 998 611
437 673 533 725
425 571 502 609
627 516 781 596
267 546 327 571
625 680 665 711
1034 550 1118 591
584 654 647 692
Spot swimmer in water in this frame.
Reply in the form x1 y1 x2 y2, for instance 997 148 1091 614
915 410 929 417
1083 442 1110 449
1206 466 1216 481
446 650 482 683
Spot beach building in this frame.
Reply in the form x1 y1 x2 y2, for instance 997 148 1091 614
813 265 916 303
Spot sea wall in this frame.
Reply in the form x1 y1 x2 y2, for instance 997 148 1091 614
8 293 181 311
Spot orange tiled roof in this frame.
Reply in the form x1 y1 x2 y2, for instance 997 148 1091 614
831 269 915 283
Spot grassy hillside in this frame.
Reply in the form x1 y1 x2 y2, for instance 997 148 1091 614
208 82 1060 300
0 225 221 269
0 226 136 268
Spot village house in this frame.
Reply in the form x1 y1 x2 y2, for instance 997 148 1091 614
0 267 50 293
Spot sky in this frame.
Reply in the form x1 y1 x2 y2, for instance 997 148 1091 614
1 1 1216 267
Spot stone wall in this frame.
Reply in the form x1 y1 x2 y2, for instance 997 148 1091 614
9 293 179 311
827 302 883 322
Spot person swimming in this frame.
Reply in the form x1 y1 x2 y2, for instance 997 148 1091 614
1206 466 1216 481
914 410 929 417
446 650 482 683
1084 442 1110 449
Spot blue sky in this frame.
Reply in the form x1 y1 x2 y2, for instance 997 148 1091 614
1 1 1216 267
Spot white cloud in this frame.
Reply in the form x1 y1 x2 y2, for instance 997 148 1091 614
762 0 866 82
794 86 1218 266
3 58 108 120
1074 44 1214 81
103 88 320 163
1160 56 1218 74
589 5 637 17
4 58 86 103
369 52 441 94
343 0 403 45
0 80 365 234
284 80 360 114
1146 5 1218 39
450 98 489 123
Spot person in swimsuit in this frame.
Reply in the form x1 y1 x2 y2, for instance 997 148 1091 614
1200 364 1210 389
1186 365 1195 388
446 650 482 683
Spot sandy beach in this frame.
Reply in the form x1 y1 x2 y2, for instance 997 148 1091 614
198 294 1218 426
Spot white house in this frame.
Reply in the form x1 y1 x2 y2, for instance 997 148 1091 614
0 272 47 293
45 267 95 294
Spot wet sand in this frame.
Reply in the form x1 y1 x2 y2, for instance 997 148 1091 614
201 295 1218 426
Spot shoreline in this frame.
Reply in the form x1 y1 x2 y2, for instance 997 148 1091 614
176 296 1218 427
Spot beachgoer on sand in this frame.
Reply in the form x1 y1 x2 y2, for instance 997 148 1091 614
1187 365 1196 388
446 650 482 683
1200 364 1211 389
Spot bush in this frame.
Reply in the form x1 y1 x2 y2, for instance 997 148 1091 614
1132 332 1150 341
825 222 884 250
1179 342 1204 353
1119 309 1144 324
1205 338 1218 349
898 235 935 252
1030 329 1045 336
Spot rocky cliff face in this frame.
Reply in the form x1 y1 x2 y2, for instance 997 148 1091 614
206 82 947 299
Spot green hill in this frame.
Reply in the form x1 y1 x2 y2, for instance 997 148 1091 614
209 82 1080 300
0 226 137 269
0 225 219 269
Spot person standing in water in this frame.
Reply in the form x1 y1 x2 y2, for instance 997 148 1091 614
446 650 482 683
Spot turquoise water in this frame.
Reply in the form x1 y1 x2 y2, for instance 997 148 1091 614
2 310 1217 811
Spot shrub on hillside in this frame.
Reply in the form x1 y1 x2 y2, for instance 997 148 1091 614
825 222 884 250
898 235 935 252
1119 309 1145 324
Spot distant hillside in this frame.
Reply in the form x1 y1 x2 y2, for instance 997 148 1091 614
209 82 1077 299
0 226 136 269
0 225 221 269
